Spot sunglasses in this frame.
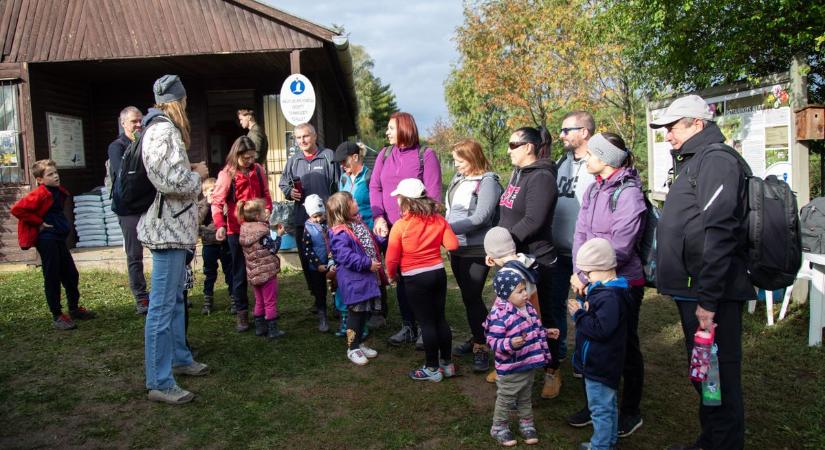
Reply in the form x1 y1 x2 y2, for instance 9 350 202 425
508 141 529 150
560 127 584 135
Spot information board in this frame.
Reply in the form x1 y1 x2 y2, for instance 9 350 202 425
47 113 85 168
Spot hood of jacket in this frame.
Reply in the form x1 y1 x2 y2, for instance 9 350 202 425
142 108 165 127
239 221 269 247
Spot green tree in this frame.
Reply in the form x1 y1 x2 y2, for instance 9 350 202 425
351 44 399 150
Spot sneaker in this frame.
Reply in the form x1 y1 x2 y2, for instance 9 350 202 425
573 366 583 379
387 324 416 346
519 423 539 445
490 427 517 447
578 443 592 450
485 370 498 383
541 369 561 399
359 344 378 359
318 311 329 333
415 327 424 351
472 344 490 372
52 314 77 330
347 348 368 366
172 361 209 376
135 298 149 315
439 360 456 378
453 338 473 356
567 407 592 428
147 384 194 405
409 366 443 382
69 306 96 320
617 413 643 438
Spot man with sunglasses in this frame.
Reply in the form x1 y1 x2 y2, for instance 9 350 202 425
551 111 596 367
650 95 752 450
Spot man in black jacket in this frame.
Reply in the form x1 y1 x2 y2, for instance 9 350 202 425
650 95 753 450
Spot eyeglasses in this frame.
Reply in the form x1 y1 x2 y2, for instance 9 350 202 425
508 141 528 150
560 127 584 135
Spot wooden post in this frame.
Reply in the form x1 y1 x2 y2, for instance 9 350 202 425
18 62 35 185
791 55 811 304
290 50 301 75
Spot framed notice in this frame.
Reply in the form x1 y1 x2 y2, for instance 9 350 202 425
46 112 85 168
0 130 19 167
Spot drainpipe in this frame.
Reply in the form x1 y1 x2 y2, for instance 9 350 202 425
332 35 359 135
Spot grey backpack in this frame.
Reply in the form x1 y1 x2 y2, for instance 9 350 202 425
800 197 825 254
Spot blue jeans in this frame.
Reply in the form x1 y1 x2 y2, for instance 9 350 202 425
145 249 193 390
548 255 572 359
585 378 618 450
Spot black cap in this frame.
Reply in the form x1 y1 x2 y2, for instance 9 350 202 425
334 141 361 162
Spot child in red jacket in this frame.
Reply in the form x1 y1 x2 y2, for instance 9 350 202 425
11 159 96 330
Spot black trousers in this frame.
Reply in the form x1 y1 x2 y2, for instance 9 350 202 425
535 263 561 370
307 269 328 311
226 234 249 311
202 242 232 297
404 268 451 368
449 253 490 344
35 239 80 318
677 300 745 450
293 225 314 295
347 309 368 350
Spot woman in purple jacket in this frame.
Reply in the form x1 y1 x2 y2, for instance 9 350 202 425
369 112 442 346
568 132 647 438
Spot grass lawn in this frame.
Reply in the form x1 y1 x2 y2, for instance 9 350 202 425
1 267 824 449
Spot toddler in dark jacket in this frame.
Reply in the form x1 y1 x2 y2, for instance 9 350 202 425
567 238 630 450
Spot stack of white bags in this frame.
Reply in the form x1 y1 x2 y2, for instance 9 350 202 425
73 187 122 248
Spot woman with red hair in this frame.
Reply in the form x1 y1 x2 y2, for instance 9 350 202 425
369 112 442 346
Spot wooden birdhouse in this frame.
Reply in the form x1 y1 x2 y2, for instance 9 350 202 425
796 105 825 141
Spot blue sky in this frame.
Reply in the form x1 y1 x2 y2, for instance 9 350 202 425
264 1 465 135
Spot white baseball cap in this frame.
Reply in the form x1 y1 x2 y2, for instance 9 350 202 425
390 178 426 198
649 94 714 128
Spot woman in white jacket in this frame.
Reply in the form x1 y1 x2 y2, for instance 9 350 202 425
139 75 210 405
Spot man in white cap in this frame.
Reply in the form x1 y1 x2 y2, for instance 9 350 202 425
650 94 753 450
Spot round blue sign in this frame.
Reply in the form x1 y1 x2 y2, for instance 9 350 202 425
290 79 305 95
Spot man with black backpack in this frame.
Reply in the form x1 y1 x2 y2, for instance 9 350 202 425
108 106 150 315
650 94 753 450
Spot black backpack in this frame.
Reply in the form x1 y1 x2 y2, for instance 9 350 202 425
111 117 167 216
800 197 825 254
597 179 661 288
690 144 801 290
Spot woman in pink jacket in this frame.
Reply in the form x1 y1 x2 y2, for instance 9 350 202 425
211 136 272 332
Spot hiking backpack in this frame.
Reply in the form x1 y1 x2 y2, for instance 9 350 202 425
800 197 825 254
601 180 661 288
111 117 167 216
690 144 801 291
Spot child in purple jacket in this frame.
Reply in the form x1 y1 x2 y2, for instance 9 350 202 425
484 268 558 447
327 191 385 366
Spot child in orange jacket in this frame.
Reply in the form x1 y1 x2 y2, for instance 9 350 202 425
11 159 96 330
385 178 459 382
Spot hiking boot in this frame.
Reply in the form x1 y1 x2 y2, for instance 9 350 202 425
69 306 96 320
472 343 490 372
519 421 539 445
409 366 443 382
359 343 378 359
202 295 213 315
415 326 424 351
172 361 209 376
318 311 329 333
347 348 368 365
541 368 561 399
387 323 416 346
573 366 583 378
567 407 592 428
617 413 644 438
53 314 77 330
147 384 194 405
439 359 456 378
366 314 386 329
490 426 517 447
135 298 149 315
486 370 498 383
266 319 285 339
453 338 473 356
254 315 266 337
236 310 249 333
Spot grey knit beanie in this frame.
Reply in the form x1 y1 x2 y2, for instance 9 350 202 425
588 133 627 168
153 75 186 104
576 238 617 272
484 227 516 259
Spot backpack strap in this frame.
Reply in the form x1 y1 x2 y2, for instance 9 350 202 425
609 179 639 212
382 146 427 182
688 143 752 189
228 164 264 204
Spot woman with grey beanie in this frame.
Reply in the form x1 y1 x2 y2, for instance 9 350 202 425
139 74 211 405
566 132 647 437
